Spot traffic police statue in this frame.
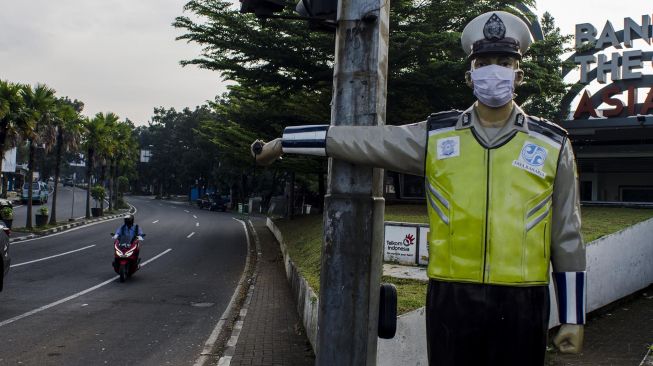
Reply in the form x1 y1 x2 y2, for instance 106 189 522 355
252 11 586 365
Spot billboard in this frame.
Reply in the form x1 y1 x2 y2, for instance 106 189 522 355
2 147 16 172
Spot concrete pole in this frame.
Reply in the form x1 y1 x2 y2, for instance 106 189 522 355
316 0 389 363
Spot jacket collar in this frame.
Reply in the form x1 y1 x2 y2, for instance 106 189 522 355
455 102 529 148
456 102 529 134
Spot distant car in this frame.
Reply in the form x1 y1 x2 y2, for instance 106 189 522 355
21 181 49 204
0 223 11 292
197 194 228 212
63 179 74 187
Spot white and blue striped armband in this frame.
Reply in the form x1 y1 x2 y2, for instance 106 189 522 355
282 125 329 156
553 272 587 324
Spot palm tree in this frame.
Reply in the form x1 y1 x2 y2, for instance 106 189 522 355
83 112 117 218
0 80 29 196
49 99 85 224
21 84 57 228
108 120 137 210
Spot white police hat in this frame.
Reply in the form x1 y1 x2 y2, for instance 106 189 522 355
461 11 533 60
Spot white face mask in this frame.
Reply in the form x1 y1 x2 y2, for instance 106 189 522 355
470 64 516 108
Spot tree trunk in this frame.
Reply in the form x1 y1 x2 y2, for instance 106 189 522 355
85 149 94 219
1 175 8 199
108 159 114 211
49 129 64 225
99 163 106 211
0 127 7 175
26 140 35 229
0 127 7 198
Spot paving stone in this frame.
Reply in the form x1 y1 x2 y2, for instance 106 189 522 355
229 218 315 366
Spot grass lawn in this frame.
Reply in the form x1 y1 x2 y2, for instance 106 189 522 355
274 204 653 314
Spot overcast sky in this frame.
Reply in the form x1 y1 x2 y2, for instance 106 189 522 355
1 1 651 125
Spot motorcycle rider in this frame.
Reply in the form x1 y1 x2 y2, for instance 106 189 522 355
113 214 144 266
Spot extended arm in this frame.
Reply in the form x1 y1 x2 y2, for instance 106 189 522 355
550 139 586 353
113 226 122 239
253 123 428 176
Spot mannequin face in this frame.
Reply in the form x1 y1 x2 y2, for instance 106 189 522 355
464 54 524 89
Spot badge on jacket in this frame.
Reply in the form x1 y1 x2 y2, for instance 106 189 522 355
437 137 460 159
513 142 548 178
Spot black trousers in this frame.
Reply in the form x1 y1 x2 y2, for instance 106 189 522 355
426 280 549 366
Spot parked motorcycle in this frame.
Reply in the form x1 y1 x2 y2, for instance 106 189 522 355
111 233 145 282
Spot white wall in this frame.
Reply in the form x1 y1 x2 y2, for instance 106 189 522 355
377 217 653 366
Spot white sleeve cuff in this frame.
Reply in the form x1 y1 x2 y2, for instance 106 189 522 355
282 125 329 156
553 271 587 324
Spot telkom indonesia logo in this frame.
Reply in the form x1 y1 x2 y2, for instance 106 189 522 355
403 234 415 246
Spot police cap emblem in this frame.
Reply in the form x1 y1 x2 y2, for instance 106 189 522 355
483 13 506 41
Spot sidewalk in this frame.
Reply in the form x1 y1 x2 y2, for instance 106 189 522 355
225 217 314 366
221 216 651 366
548 288 653 366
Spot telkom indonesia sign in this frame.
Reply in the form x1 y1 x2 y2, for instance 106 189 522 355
384 222 429 266
568 15 653 120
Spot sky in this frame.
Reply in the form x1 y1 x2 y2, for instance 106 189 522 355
1 1 652 125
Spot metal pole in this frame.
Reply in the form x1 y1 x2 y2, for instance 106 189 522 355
316 0 389 362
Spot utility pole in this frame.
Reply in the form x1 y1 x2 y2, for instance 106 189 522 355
317 0 389 363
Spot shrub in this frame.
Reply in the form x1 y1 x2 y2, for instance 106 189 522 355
0 206 13 220
91 185 106 208
38 206 49 216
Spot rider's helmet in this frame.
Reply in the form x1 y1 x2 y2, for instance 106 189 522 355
124 214 134 227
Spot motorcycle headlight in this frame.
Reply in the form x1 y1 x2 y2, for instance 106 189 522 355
115 249 124 256
125 249 135 257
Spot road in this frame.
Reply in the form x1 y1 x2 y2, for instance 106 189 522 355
0 196 247 365
12 184 90 228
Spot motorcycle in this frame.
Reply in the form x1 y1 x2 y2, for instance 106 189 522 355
111 233 145 282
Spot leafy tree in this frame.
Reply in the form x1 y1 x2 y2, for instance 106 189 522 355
174 0 546 128
0 80 29 197
173 1 578 210
518 11 574 121
108 120 138 210
83 113 116 218
21 83 57 228
50 98 85 224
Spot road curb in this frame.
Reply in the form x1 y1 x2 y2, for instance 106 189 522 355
214 220 262 366
8 207 135 243
194 218 260 366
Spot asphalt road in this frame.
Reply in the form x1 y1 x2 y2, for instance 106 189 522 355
12 184 90 228
0 196 247 365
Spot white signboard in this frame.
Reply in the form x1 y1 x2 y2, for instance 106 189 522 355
2 147 16 172
140 149 151 163
418 226 430 266
384 224 418 265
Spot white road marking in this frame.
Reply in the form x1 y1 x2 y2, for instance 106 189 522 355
193 215 197 219
11 245 96 268
11 203 138 245
184 210 190 213
187 232 195 238
152 220 159 224
0 248 172 328
196 222 199 227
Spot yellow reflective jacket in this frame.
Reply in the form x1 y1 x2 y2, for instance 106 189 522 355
425 111 567 285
